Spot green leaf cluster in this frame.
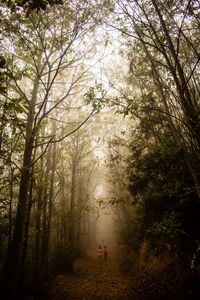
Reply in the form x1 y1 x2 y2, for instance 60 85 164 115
126 134 200 253
84 85 106 113
4 0 63 11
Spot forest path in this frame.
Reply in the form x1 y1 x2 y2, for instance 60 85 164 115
50 248 134 300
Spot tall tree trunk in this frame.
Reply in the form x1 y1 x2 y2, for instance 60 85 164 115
0 106 6 152
69 160 76 252
5 134 34 295
19 170 34 289
8 166 14 250
34 153 44 282
46 143 56 276
41 142 56 278
40 148 51 278
60 165 67 246
5 63 41 295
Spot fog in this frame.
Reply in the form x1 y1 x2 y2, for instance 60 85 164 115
96 206 116 247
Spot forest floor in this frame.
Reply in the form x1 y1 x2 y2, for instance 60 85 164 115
22 248 200 300
49 248 133 300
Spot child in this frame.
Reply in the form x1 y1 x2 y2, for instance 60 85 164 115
98 245 102 259
103 245 108 261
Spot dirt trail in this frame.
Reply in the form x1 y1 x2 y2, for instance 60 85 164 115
50 248 134 300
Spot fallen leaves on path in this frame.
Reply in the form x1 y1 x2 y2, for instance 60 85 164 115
50 250 133 300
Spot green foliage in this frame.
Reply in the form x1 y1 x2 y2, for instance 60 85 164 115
126 134 200 253
84 85 107 113
148 211 185 240
128 137 189 198
147 211 185 255
3 0 63 12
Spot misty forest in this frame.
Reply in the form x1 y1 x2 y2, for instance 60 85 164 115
0 0 200 299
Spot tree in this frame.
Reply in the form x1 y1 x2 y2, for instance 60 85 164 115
126 125 200 255
1 1 104 294
109 0 200 196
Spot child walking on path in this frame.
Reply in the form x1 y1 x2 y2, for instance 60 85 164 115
103 246 108 261
98 246 102 259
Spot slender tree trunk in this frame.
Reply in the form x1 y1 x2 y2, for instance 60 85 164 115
0 106 6 152
76 179 82 252
8 166 14 250
46 143 56 276
5 62 41 295
41 142 56 278
40 148 51 278
34 157 43 282
5 135 34 294
19 171 34 289
69 160 76 252
40 187 48 278
59 129 69 247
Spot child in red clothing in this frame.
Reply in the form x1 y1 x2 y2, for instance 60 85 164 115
98 245 102 259
103 246 108 260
